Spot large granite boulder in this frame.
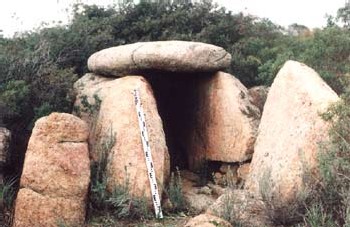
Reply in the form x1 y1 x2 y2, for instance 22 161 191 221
74 74 170 206
189 72 260 168
14 113 90 227
245 61 339 204
88 41 231 76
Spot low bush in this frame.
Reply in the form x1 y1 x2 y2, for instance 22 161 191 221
301 91 350 226
258 168 310 226
89 127 152 221
166 168 186 213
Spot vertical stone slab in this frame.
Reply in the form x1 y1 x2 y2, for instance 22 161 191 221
245 61 339 203
14 113 90 227
74 74 170 206
189 72 260 169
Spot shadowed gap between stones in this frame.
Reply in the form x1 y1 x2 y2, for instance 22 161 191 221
143 71 212 172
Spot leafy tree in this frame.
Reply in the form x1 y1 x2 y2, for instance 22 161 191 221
299 27 350 93
337 1 350 28
0 80 30 118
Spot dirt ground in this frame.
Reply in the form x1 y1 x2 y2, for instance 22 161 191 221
88 215 191 227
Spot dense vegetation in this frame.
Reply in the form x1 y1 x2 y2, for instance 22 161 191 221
0 0 349 225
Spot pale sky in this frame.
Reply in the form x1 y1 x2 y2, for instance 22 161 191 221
0 0 346 37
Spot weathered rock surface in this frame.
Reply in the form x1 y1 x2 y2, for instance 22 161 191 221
88 41 231 76
14 113 90 227
185 213 232 227
248 86 269 113
190 72 260 168
0 127 10 164
207 190 270 227
74 74 170 205
245 60 339 203
14 189 86 227
237 163 250 183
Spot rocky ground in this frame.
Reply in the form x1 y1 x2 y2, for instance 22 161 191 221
88 215 190 227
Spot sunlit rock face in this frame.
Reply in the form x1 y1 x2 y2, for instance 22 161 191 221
88 41 231 76
14 113 90 227
245 60 339 204
189 71 260 169
73 74 170 207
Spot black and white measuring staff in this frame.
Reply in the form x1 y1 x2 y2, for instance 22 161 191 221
134 89 163 219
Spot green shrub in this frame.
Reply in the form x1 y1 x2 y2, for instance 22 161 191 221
78 94 102 116
2 175 19 227
2 175 19 210
255 89 350 226
221 192 241 226
301 90 350 226
258 168 310 226
90 127 116 211
89 128 151 220
166 168 186 213
303 204 336 227
107 183 151 220
0 80 30 118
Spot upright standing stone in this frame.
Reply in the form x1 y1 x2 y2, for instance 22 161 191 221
245 61 339 203
14 113 90 227
189 72 260 169
74 74 170 206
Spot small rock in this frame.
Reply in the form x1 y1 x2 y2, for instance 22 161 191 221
237 163 250 182
207 190 270 227
182 176 216 213
162 197 174 211
213 172 224 185
185 214 232 227
198 186 212 195
208 183 227 197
